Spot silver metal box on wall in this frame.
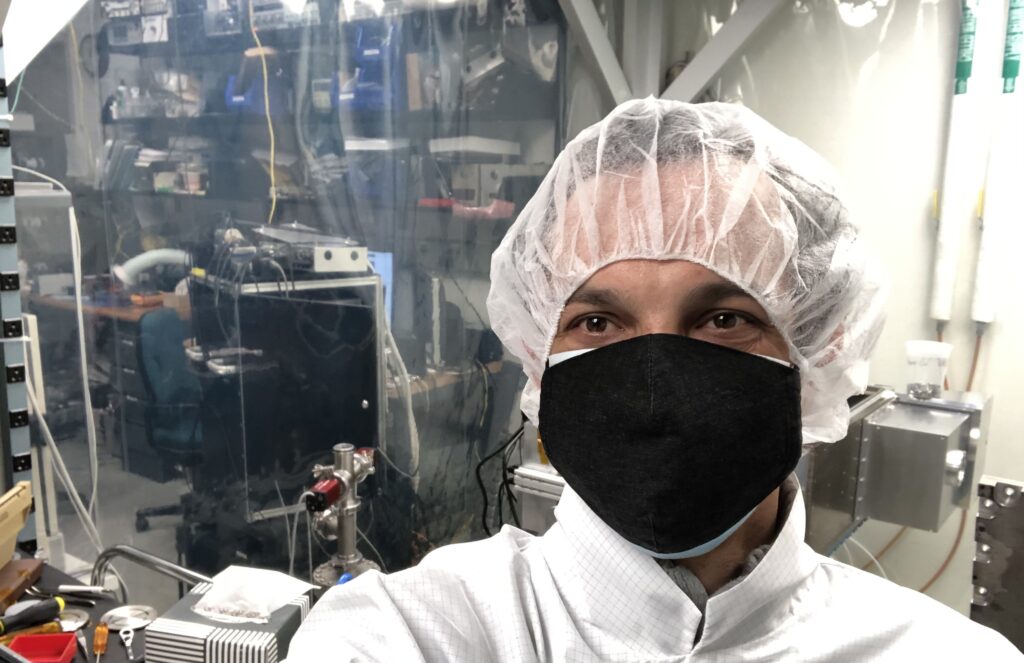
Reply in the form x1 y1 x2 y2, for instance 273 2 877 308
862 393 989 532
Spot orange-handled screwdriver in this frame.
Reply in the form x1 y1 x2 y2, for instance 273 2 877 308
93 623 109 663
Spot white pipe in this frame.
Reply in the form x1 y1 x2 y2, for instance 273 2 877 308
112 249 190 285
930 0 999 324
971 0 1023 324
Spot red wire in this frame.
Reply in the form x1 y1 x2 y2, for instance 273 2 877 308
966 333 983 392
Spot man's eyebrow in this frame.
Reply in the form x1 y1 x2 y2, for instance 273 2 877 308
564 287 625 308
684 281 758 309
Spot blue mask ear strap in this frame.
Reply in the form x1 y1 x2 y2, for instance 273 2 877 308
546 347 596 368
634 508 756 560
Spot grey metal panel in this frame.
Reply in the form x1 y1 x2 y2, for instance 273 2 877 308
864 401 969 531
802 387 896 555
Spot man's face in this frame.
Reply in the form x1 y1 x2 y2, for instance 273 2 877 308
550 259 790 363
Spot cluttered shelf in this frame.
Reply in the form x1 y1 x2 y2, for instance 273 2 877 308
102 105 557 133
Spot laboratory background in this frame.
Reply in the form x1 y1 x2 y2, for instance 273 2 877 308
0 0 1017 659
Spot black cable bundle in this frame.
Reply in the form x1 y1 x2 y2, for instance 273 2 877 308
475 425 524 536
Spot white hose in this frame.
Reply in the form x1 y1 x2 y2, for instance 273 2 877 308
28 382 130 598
69 208 100 519
289 491 313 577
848 536 890 581
383 327 420 492
12 166 101 520
112 249 190 285
27 383 102 550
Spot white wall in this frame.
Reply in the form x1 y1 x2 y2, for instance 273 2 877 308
658 0 1020 614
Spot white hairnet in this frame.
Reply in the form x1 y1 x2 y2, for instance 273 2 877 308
487 98 887 443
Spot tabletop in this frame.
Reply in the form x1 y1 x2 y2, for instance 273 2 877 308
35 565 151 663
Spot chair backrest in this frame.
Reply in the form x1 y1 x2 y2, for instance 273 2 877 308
137 308 201 407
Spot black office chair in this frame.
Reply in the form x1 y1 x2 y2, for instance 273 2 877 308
134 308 203 532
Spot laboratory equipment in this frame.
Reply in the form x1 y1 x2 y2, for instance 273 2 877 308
12 0 563 595
971 476 1023 649
306 444 379 587
145 580 312 663
224 48 288 116
337 19 404 112
861 392 988 532
905 340 953 400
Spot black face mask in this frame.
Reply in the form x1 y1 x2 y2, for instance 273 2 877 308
538 334 802 558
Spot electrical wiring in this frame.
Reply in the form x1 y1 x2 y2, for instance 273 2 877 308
936 326 950 391
70 208 101 519
966 329 984 391
305 509 313 582
13 166 101 521
847 536 889 581
10 69 24 114
376 446 418 481
859 526 907 571
67 24 96 171
248 0 278 225
382 325 422 486
20 89 75 129
27 384 101 552
476 426 524 536
289 491 313 577
499 433 521 528
274 480 293 566
475 359 490 431
27 383 129 602
358 527 388 573
919 509 968 594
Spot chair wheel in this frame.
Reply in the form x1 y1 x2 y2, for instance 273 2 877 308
135 516 150 532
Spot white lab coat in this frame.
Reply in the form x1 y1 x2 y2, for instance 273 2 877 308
288 483 1020 662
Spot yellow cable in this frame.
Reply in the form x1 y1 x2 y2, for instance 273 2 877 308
67 24 96 170
248 0 277 225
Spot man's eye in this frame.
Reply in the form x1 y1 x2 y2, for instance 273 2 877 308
710 313 749 330
582 316 608 333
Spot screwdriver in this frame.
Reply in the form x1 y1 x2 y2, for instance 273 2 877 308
93 623 109 663
0 598 65 635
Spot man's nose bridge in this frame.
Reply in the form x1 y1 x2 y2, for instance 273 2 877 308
639 314 687 338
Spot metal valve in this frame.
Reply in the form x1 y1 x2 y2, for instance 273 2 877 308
309 443 379 587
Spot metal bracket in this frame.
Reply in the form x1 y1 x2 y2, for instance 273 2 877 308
661 0 787 102
11 452 30 472
5 365 24 384
557 0 632 105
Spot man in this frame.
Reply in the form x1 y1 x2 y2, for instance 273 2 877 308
288 99 1020 661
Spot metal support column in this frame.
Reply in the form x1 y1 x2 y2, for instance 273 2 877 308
622 0 664 97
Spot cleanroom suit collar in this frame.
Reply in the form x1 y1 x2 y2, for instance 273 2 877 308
543 480 817 658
